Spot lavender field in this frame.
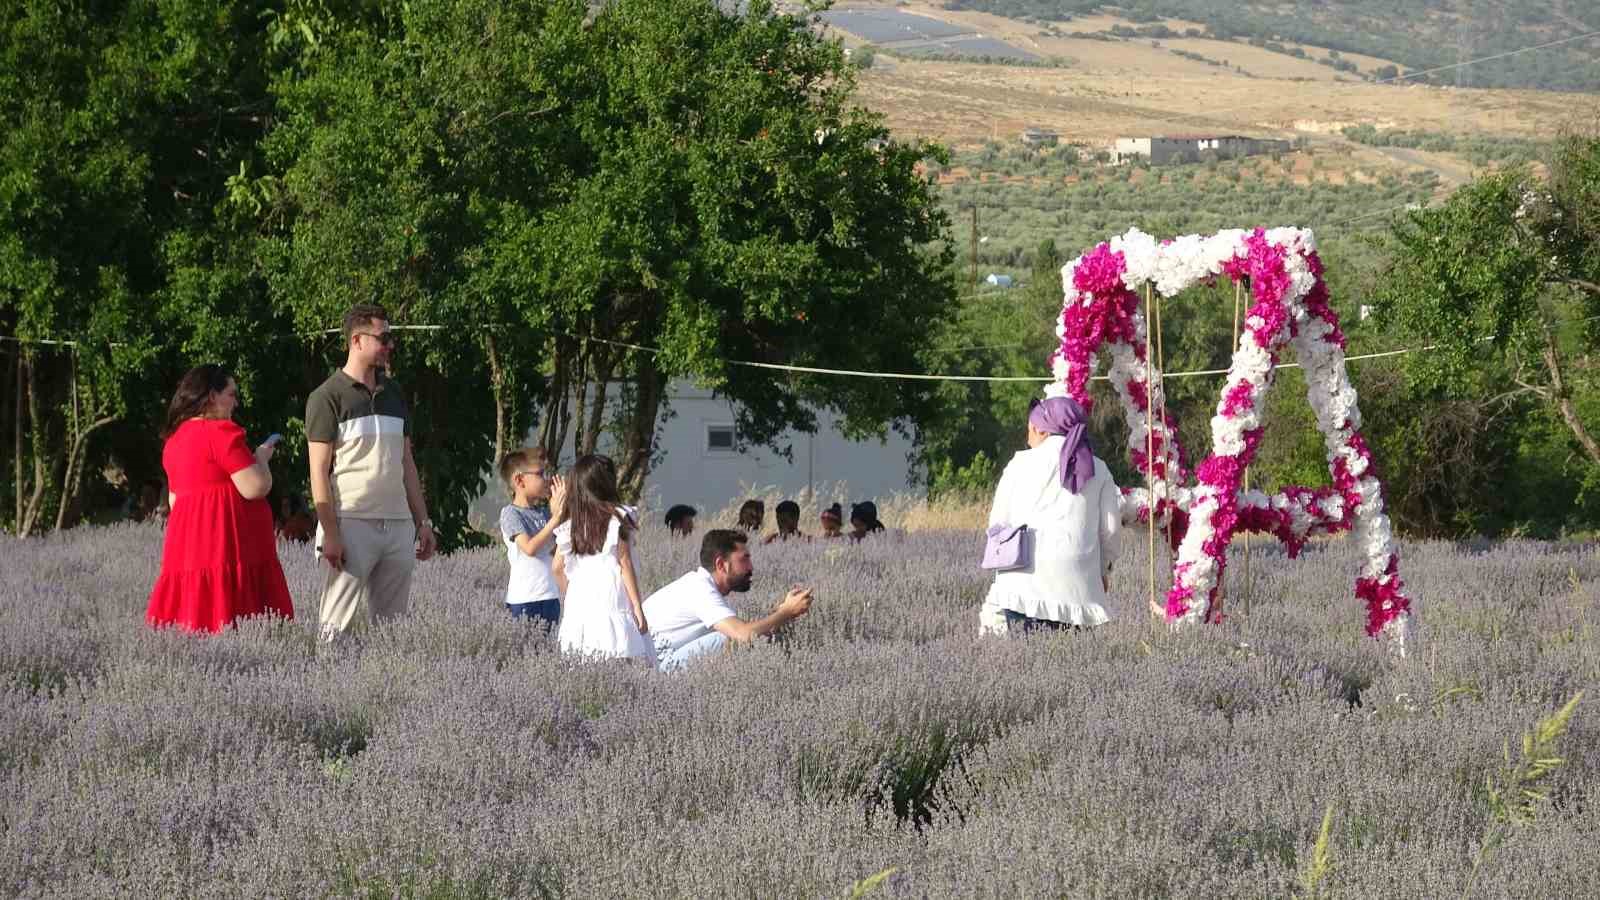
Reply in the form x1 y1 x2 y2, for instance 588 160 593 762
4 523 1599 898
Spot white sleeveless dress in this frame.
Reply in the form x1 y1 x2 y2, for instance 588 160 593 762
555 506 657 662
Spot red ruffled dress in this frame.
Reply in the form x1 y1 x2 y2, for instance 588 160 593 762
146 418 294 632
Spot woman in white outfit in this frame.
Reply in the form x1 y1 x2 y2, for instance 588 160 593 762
552 454 656 662
979 397 1122 634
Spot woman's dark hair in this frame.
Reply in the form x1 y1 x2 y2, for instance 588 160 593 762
737 499 765 530
566 454 630 556
664 504 697 533
850 501 885 533
820 502 843 523
163 365 231 438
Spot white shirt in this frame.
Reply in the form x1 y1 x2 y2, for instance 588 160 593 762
980 436 1121 628
644 568 738 654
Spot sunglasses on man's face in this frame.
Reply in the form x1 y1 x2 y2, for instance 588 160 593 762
356 331 397 348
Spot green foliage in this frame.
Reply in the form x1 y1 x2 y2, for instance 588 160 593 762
508 0 954 496
920 155 1432 497
1485 692 1584 826
1293 804 1336 900
1470 693 1584 888
927 450 998 500
0 0 284 533
921 135 1600 540
847 867 898 898
247 0 573 548
939 146 1437 280
1372 145 1600 505
1341 125 1546 167
3 0 955 543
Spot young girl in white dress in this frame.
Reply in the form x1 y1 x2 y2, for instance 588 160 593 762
552 454 655 662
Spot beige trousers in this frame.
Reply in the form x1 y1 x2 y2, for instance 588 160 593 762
316 517 415 641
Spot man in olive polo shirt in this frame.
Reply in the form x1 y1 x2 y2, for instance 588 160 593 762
306 304 437 641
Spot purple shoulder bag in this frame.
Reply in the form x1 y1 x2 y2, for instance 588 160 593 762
980 523 1031 572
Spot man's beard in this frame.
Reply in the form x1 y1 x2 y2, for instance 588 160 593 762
729 572 754 593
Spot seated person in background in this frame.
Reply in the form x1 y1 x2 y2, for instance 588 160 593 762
763 499 809 544
819 503 844 539
133 478 167 523
664 504 697 537
849 501 886 541
737 498 765 532
644 529 814 672
276 492 316 543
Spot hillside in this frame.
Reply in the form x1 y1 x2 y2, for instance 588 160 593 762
940 0 1600 91
845 18 1576 148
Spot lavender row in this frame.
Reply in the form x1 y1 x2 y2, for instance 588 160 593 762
2 523 1597 896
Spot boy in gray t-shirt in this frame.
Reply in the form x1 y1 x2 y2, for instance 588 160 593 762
497 448 565 630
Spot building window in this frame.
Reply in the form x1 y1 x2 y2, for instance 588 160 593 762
706 424 736 453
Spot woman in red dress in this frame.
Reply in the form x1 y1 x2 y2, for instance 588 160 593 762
146 365 294 631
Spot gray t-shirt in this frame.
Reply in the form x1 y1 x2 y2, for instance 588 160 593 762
500 503 559 604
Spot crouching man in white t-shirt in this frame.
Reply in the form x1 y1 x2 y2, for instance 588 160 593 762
644 529 813 672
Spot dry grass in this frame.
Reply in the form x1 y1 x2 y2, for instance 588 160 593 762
833 1 1587 151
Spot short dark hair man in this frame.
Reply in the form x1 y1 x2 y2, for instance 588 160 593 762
306 304 436 641
642 529 812 671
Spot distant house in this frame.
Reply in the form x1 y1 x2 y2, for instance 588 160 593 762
985 273 1014 288
468 380 918 529
1112 135 1291 165
1021 126 1059 148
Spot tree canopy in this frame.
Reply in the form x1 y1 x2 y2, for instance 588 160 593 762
1 0 956 545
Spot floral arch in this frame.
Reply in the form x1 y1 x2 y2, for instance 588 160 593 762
1047 227 1413 650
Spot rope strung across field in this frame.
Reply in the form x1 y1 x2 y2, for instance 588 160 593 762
0 330 1523 384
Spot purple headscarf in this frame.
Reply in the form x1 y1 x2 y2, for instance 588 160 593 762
1029 397 1095 494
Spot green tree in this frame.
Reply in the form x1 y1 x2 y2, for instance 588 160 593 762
246 0 583 548
518 0 955 498
1372 146 1600 471
0 0 281 535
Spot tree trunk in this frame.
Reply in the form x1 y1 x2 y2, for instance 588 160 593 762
19 352 48 538
1539 316 1600 465
616 357 667 503
55 351 80 532
569 346 591 458
579 344 615 457
53 416 116 532
484 334 510 466
538 337 569 460
12 349 21 532
53 357 116 533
